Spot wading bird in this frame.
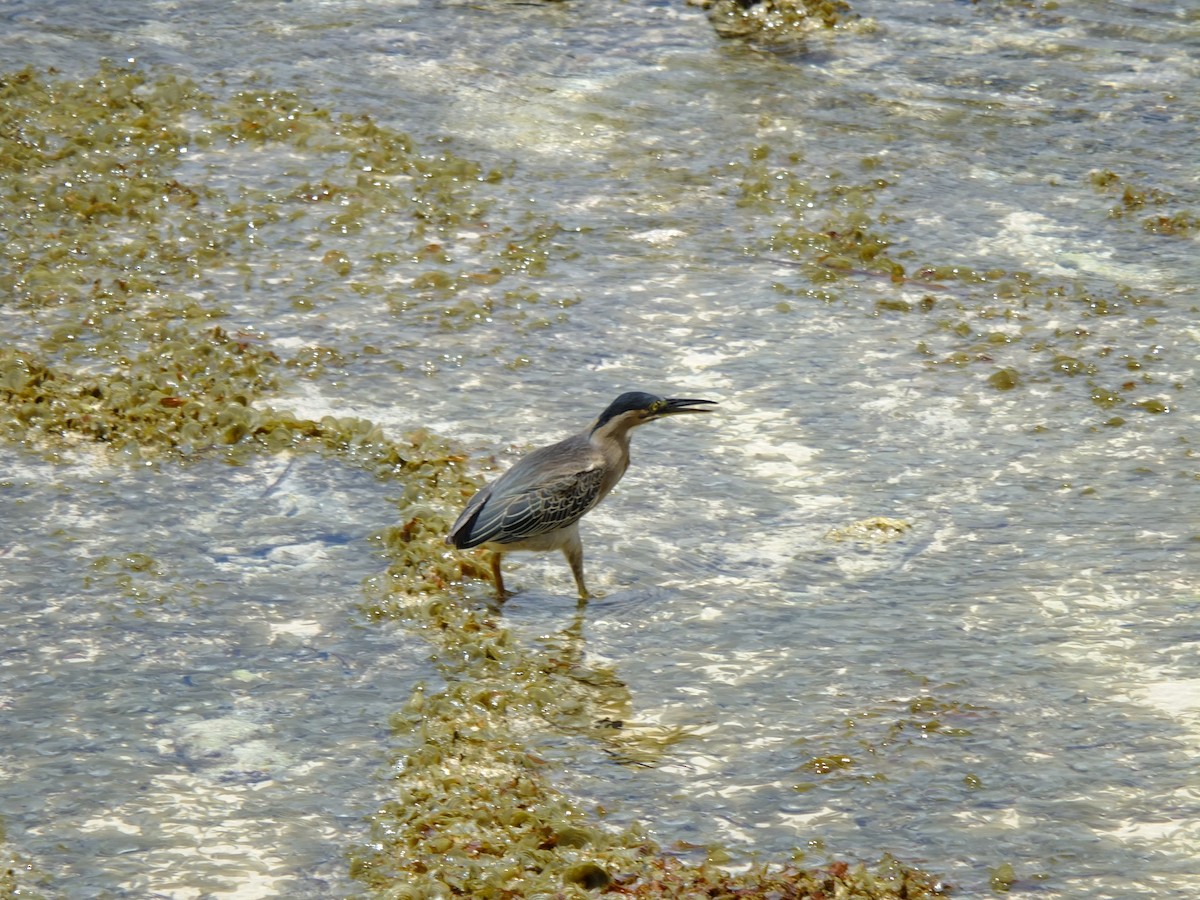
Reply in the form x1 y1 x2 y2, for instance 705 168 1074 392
447 391 716 600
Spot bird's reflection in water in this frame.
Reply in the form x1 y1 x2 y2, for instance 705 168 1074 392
510 602 697 768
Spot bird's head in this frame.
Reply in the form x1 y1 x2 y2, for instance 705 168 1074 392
591 391 717 437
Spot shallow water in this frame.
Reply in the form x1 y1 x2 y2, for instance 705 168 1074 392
2 0 1198 897
2 454 423 896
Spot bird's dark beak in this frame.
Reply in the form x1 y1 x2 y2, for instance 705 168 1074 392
657 398 718 417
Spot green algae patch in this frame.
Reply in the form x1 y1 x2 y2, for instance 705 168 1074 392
730 148 911 288
826 517 912 543
1090 169 1200 236
1141 211 1200 236
989 861 1017 892
803 753 857 775
0 329 280 457
691 0 866 43
731 145 1184 426
0 332 435 470
0 63 577 461
987 367 1021 391
790 686 984 796
0 838 44 900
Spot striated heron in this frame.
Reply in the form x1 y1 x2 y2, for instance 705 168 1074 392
447 391 716 599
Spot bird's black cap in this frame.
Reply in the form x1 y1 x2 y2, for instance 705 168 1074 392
594 392 716 431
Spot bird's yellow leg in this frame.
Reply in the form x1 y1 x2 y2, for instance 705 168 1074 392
490 551 511 601
563 543 590 601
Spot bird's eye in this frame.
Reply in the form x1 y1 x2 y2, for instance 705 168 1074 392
650 400 665 414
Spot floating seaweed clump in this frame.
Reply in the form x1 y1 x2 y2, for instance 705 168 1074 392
1089 169 1198 235
825 517 912 542
691 0 864 42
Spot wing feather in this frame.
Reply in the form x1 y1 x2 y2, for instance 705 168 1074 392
450 463 605 548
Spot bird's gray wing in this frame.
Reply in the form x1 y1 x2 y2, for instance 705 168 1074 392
451 464 605 548
447 480 495 548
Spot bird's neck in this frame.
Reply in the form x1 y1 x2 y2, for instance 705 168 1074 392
590 419 632 449
589 421 634 476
